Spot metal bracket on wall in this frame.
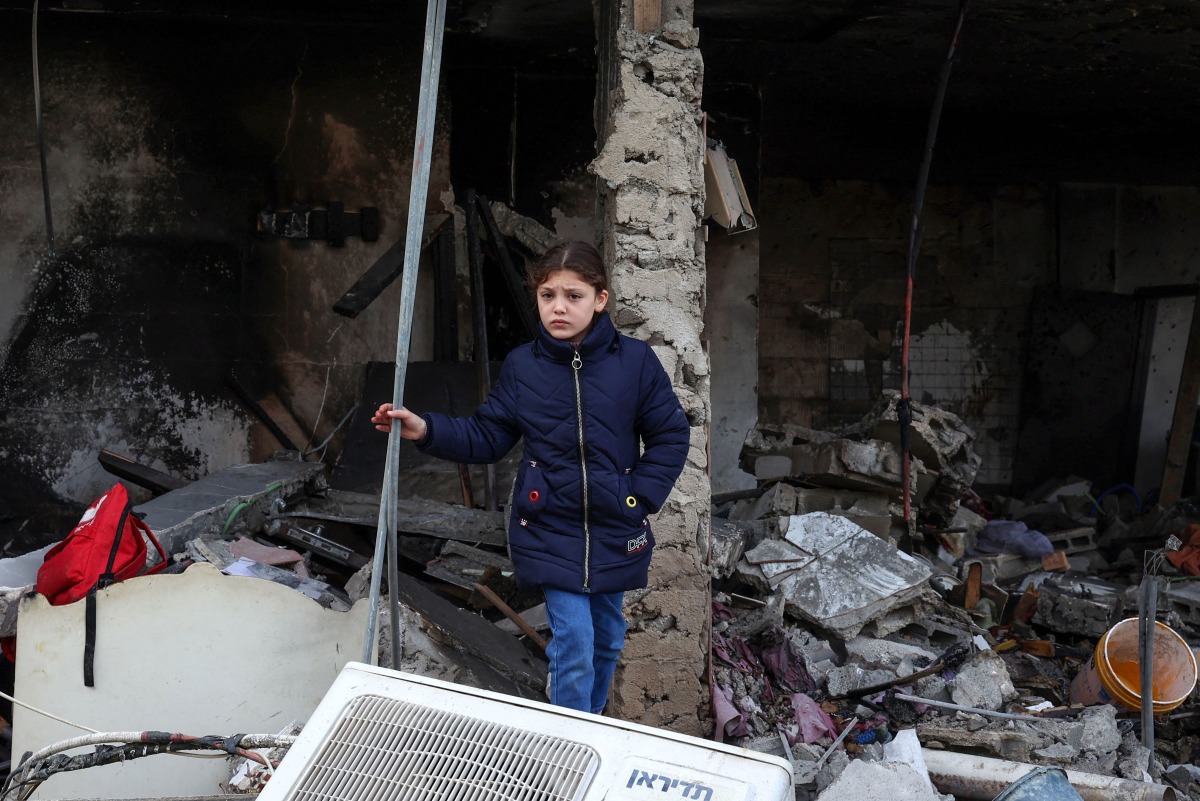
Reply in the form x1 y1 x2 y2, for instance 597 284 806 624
258 202 380 246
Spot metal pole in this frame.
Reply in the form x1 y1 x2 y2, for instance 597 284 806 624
362 0 448 665
1138 574 1159 750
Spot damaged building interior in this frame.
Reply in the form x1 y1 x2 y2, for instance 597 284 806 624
1 0 1200 799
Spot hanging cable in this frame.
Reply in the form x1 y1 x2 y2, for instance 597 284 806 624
32 0 54 254
900 0 969 527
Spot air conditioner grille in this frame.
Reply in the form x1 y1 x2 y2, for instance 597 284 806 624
287 694 600 801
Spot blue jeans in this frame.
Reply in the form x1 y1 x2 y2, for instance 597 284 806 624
543 587 627 714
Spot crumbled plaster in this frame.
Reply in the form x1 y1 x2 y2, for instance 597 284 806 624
593 0 709 734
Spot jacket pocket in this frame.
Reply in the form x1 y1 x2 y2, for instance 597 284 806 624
617 469 647 526
514 460 548 524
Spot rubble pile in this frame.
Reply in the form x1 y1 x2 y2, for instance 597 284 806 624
718 399 1200 800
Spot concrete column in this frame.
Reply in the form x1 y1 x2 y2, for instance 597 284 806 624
592 0 709 734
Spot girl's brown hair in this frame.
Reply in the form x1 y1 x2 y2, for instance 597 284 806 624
526 241 608 294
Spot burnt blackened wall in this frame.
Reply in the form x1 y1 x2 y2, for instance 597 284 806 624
0 9 445 547
755 78 1200 492
757 173 1051 487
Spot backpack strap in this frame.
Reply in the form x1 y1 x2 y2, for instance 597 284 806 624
132 513 168 575
97 502 132 590
85 500 131 687
83 588 98 687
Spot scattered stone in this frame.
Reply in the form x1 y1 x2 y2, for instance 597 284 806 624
950 650 1017 711
1078 704 1122 757
1033 741 1080 764
1164 764 1200 797
1116 731 1152 782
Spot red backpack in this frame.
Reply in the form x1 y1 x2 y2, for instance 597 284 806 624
35 483 167 685
37 483 167 605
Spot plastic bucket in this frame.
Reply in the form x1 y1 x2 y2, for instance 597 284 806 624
992 766 1083 801
1069 617 1198 714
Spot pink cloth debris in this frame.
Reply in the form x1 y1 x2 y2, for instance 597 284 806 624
712 683 749 743
790 693 837 745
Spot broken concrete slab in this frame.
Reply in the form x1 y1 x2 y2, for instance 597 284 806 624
824 664 898 697
740 423 927 500
1031 574 1124 638
280 489 506 547
742 512 932 639
918 718 1053 763
794 487 892 538
1079 704 1122 757
137 458 325 557
845 636 938 673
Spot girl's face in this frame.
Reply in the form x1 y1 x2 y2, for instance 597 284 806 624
536 268 609 344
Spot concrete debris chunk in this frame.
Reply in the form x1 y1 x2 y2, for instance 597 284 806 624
859 391 982 526
845 636 938 673
950 650 1017 712
1160 578 1200 626
1078 704 1122 757
710 519 752 578
1030 574 1124 638
816 756 950 801
741 424 925 501
747 481 798 519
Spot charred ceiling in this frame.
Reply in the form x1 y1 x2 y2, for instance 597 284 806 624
12 0 1198 182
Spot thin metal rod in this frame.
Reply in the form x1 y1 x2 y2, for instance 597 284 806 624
32 0 54 254
893 693 1045 722
362 0 448 665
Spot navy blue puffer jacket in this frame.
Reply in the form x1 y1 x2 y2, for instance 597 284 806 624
417 312 690 594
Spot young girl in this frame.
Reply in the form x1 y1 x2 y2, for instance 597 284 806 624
371 240 689 715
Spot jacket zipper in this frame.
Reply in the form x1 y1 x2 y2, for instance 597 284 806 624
572 348 591 590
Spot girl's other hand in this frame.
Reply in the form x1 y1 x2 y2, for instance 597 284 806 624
370 403 429 441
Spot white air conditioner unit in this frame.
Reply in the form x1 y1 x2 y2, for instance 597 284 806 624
259 662 793 801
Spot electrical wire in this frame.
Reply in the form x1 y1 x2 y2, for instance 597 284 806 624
899 0 969 527
0 688 96 734
303 400 359 461
4 732 296 801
